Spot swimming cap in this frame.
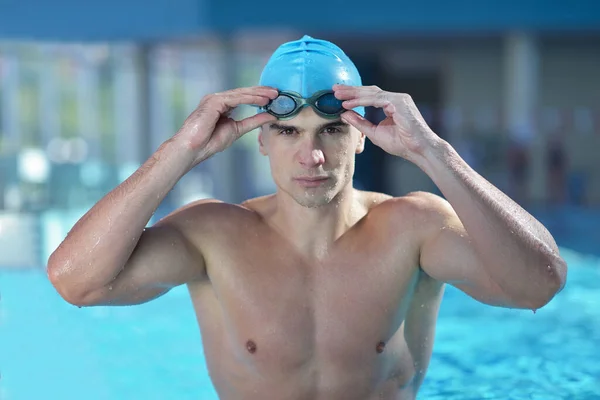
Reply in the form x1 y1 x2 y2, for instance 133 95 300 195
259 35 365 117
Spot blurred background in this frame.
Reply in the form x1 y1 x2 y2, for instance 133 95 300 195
1 2 599 268
0 1 599 399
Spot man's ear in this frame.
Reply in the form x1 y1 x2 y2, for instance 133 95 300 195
355 130 366 154
258 128 268 156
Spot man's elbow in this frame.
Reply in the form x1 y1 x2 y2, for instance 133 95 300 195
546 254 567 294
47 264 98 307
523 258 568 310
525 284 561 311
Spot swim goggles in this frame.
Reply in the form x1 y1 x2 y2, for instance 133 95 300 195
260 90 345 120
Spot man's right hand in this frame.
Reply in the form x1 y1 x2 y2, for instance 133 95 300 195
48 87 279 307
173 86 279 167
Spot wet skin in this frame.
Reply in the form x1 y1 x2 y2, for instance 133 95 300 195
47 81 566 400
181 191 444 400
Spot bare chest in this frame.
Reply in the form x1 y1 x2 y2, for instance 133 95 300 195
197 234 421 373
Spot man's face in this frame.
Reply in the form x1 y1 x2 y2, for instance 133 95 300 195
259 107 365 208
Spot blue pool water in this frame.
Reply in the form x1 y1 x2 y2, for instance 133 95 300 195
1 248 598 400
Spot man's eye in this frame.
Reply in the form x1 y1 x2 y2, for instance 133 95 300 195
323 127 341 134
279 128 296 135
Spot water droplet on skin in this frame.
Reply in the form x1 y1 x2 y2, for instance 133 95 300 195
108 285 113 291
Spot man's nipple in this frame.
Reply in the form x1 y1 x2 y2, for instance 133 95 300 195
246 340 257 354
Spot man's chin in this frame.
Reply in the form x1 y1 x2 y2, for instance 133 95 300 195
293 190 336 209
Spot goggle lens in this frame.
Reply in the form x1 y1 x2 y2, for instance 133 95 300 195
269 95 297 116
314 92 344 114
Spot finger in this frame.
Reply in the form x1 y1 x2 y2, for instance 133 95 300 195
382 102 397 118
333 84 380 92
333 89 357 100
333 85 380 100
229 86 279 99
342 95 392 110
214 93 274 110
234 112 277 137
341 110 376 136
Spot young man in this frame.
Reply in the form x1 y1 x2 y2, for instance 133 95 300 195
47 36 567 400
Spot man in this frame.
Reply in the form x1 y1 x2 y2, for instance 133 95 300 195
47 36 567 400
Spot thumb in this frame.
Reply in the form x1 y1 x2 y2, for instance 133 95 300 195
234 112 277 138
341 111 376 136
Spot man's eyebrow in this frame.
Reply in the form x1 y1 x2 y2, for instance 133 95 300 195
268 123 299 131
268 120 349 132
316 120 349 132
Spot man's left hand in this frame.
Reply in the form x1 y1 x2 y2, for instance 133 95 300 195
333 84 443 163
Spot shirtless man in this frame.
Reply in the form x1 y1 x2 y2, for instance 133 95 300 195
47 36 567 400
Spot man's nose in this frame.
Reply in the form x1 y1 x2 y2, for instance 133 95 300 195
296 137 325 168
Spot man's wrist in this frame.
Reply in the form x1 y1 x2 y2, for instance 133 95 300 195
407 134 451 174
156 138 201 178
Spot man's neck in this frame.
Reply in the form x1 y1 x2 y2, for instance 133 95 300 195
270 186 367 259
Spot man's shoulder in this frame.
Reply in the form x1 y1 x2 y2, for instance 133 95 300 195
155 197 263 231
365 191 455 241
368 190 449 216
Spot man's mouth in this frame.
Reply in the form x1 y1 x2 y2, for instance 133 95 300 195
294 176 330 187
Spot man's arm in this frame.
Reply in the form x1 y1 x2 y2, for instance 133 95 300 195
47 139 203 307
46 86 277 307
334 85 566 310
416 141 567 310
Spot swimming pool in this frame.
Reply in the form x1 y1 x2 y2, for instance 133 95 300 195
1 248 598 400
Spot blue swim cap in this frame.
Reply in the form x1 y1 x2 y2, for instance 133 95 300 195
259 35 365 117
